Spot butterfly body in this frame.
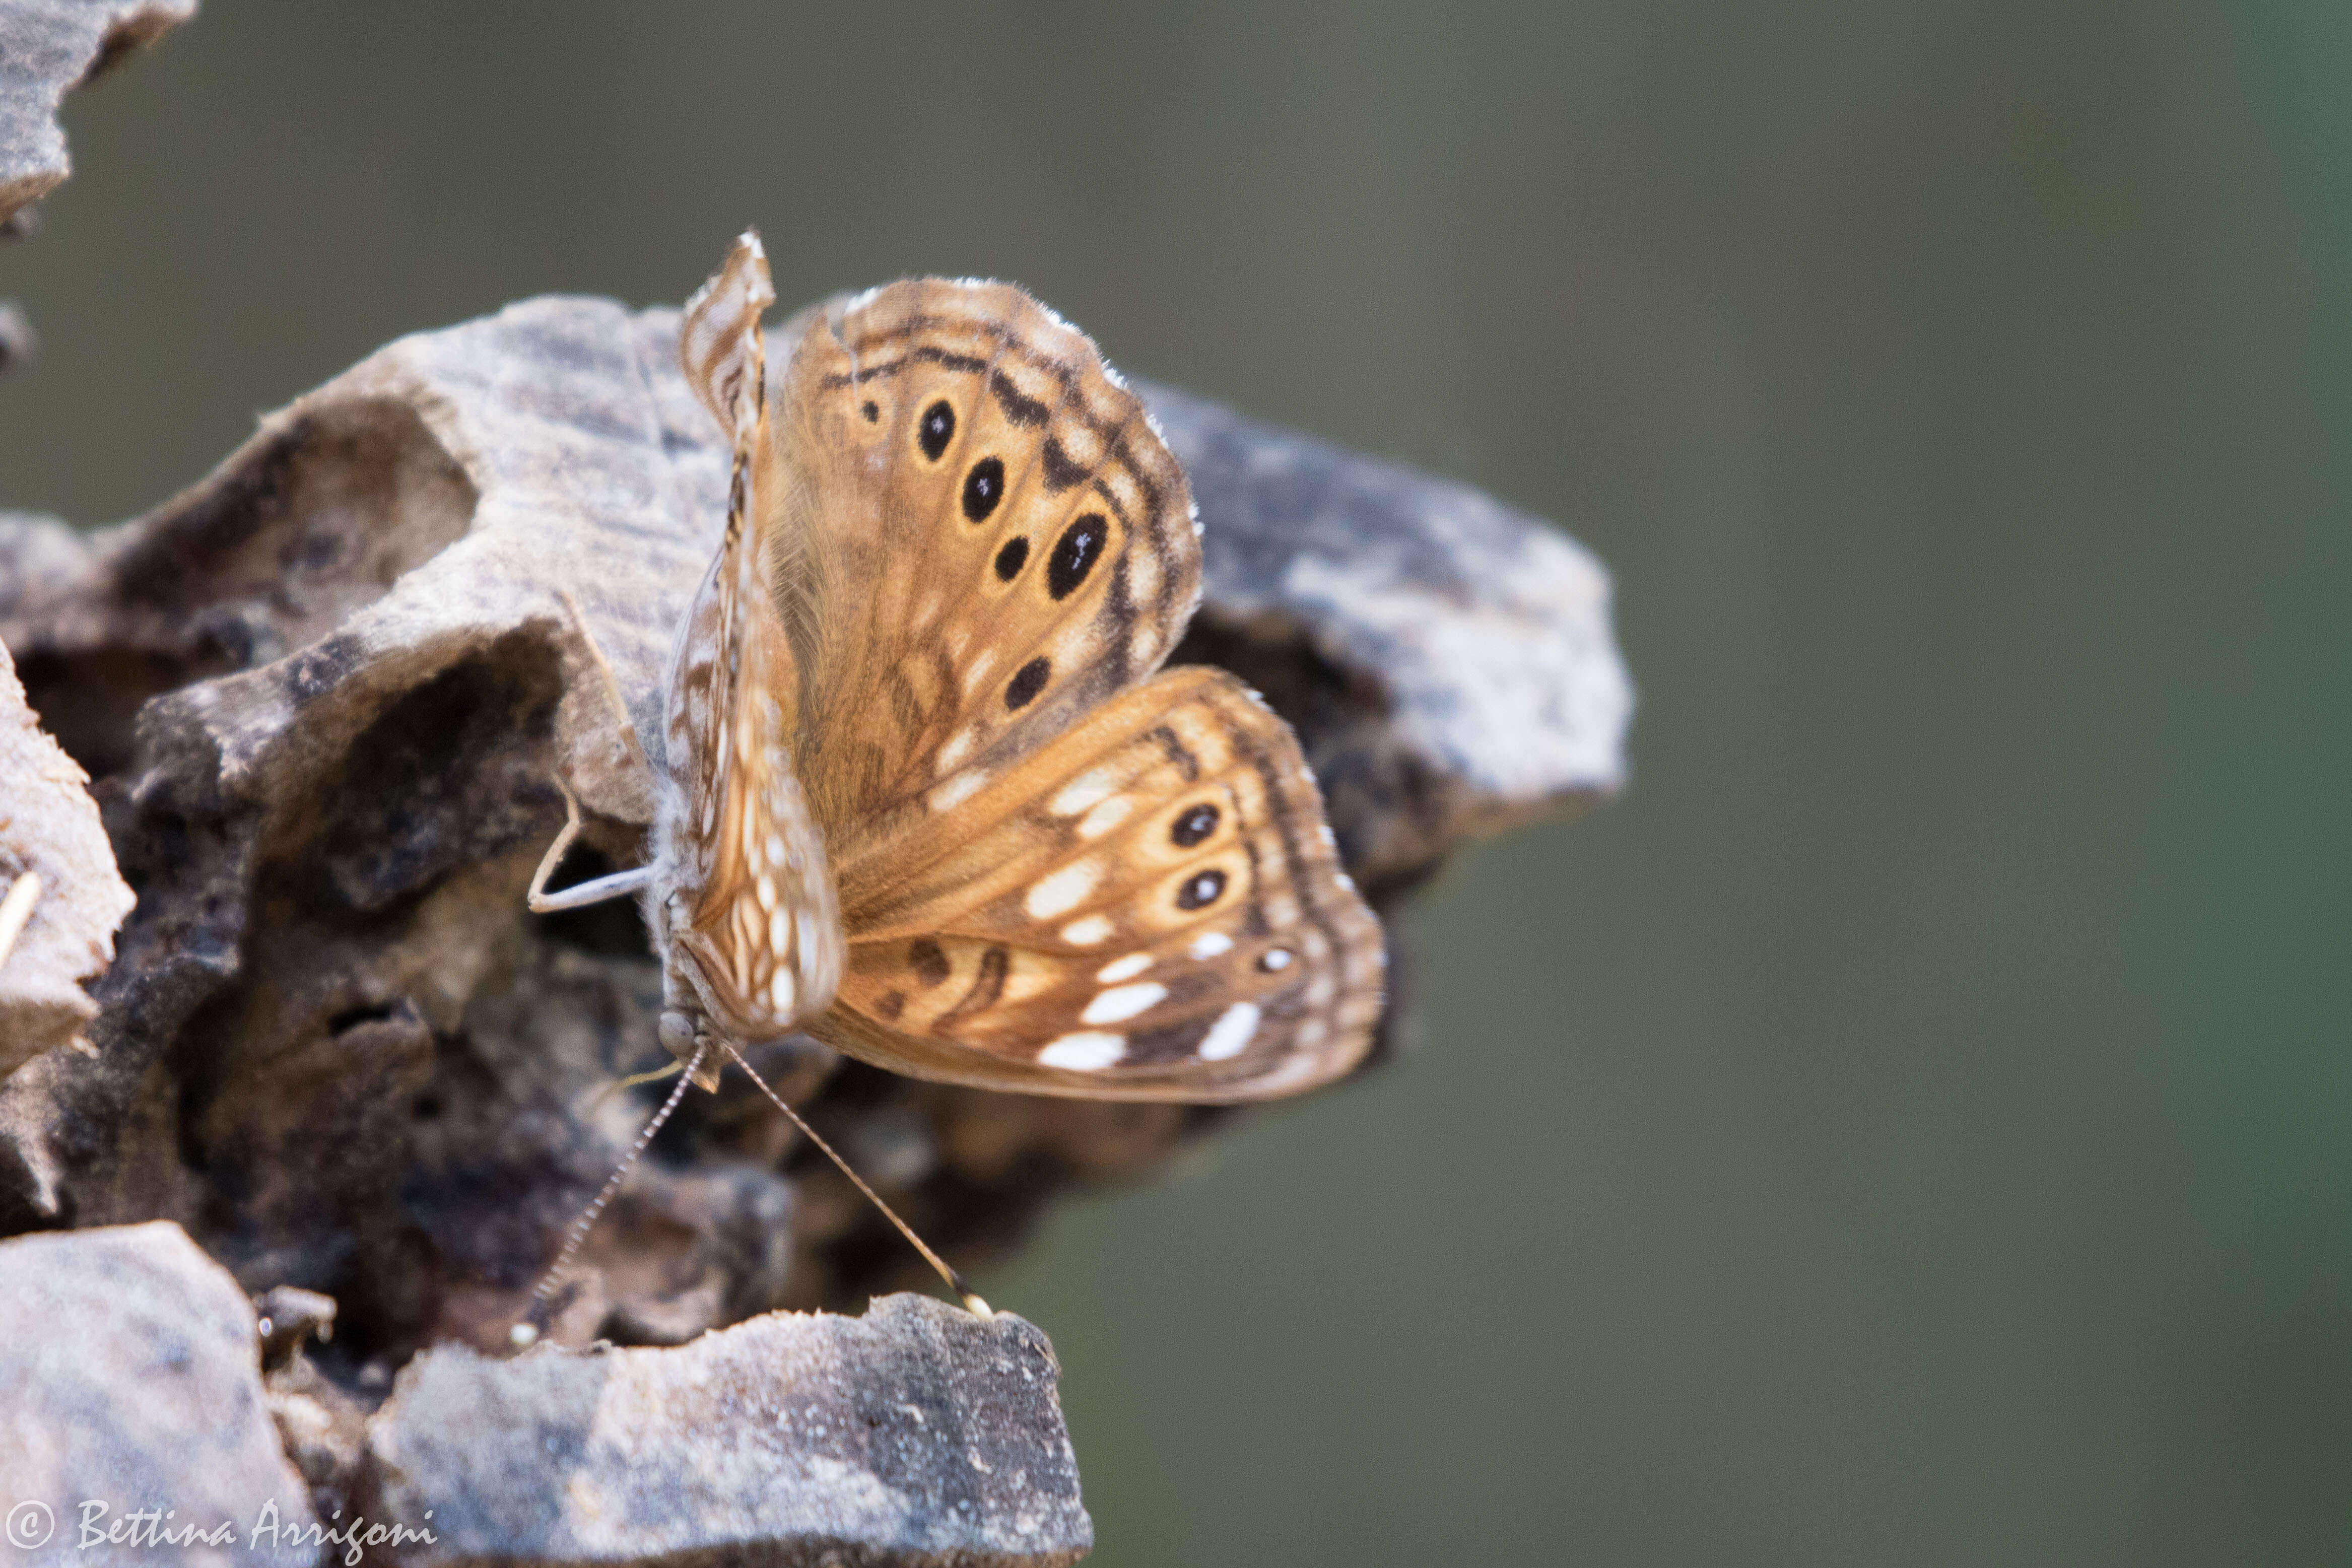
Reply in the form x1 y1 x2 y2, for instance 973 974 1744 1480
569 235 1382 1105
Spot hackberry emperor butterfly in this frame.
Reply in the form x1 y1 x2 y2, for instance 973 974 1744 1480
519 235 1382 1324
537 232 1382 1099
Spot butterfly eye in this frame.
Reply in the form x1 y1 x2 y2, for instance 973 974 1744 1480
963 457 1004 521
1005 656 1051 710
994 536 1030 581
1047 514 1109 600
1176 868 1227 910
1170 803 1220 847
918 400 955 460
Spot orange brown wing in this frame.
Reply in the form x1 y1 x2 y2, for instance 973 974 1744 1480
658 233 842 1040
759 279 1202 853
809 666 1383 1101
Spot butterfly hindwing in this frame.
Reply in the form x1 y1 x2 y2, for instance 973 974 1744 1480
659 234 842 1044
811 665 1384 1101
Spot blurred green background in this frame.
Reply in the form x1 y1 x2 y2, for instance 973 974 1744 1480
6 3 2347 1561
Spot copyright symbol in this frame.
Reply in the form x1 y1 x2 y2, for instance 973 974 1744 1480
4 1502 52 1549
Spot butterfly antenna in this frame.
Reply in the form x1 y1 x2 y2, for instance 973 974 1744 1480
716 1038 994 1319
510 1045 707 1348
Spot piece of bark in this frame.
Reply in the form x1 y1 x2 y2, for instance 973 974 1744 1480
0 631 133 1076
0 1220 320 1565
363 1293 1088 1567
0 291 1625 1372
0 0 197 225
254 1282 338 1369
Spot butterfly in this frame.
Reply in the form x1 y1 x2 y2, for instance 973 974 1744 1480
531 233 1382 1120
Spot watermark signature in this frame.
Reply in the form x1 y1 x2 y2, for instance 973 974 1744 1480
3 1507 49 1552
4 1500 435 1563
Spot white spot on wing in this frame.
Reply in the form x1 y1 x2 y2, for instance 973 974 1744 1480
929 770 988 812
769 968 796 1016
1040 1032 1126 1070
1188 931 1234 961
1251 1048 1329 1095
1051 770 1117 816
1260 947 1294 971
1025 861 1100 919
1078 795 1132 840
1199 1002 1261 1061
1082 982 1167 1025
963 648 998 695
1096 953 1152 983
1060 915 1113 945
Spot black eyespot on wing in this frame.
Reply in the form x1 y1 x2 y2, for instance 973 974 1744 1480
1176 869 1227 910
1006 656 1050 710
918 400 955 460
861 400 880 423
909 938 951 989
963 457 1004 521
1171 803 1220 847
994 536 1030 581
1047 514 1109 600
1257 947 1294 973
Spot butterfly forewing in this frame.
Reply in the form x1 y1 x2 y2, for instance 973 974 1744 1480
764 280 1203 852
811 666 1383 1101
659 234 843 1043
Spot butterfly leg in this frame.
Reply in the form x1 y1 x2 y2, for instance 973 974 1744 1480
526 777 652 912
